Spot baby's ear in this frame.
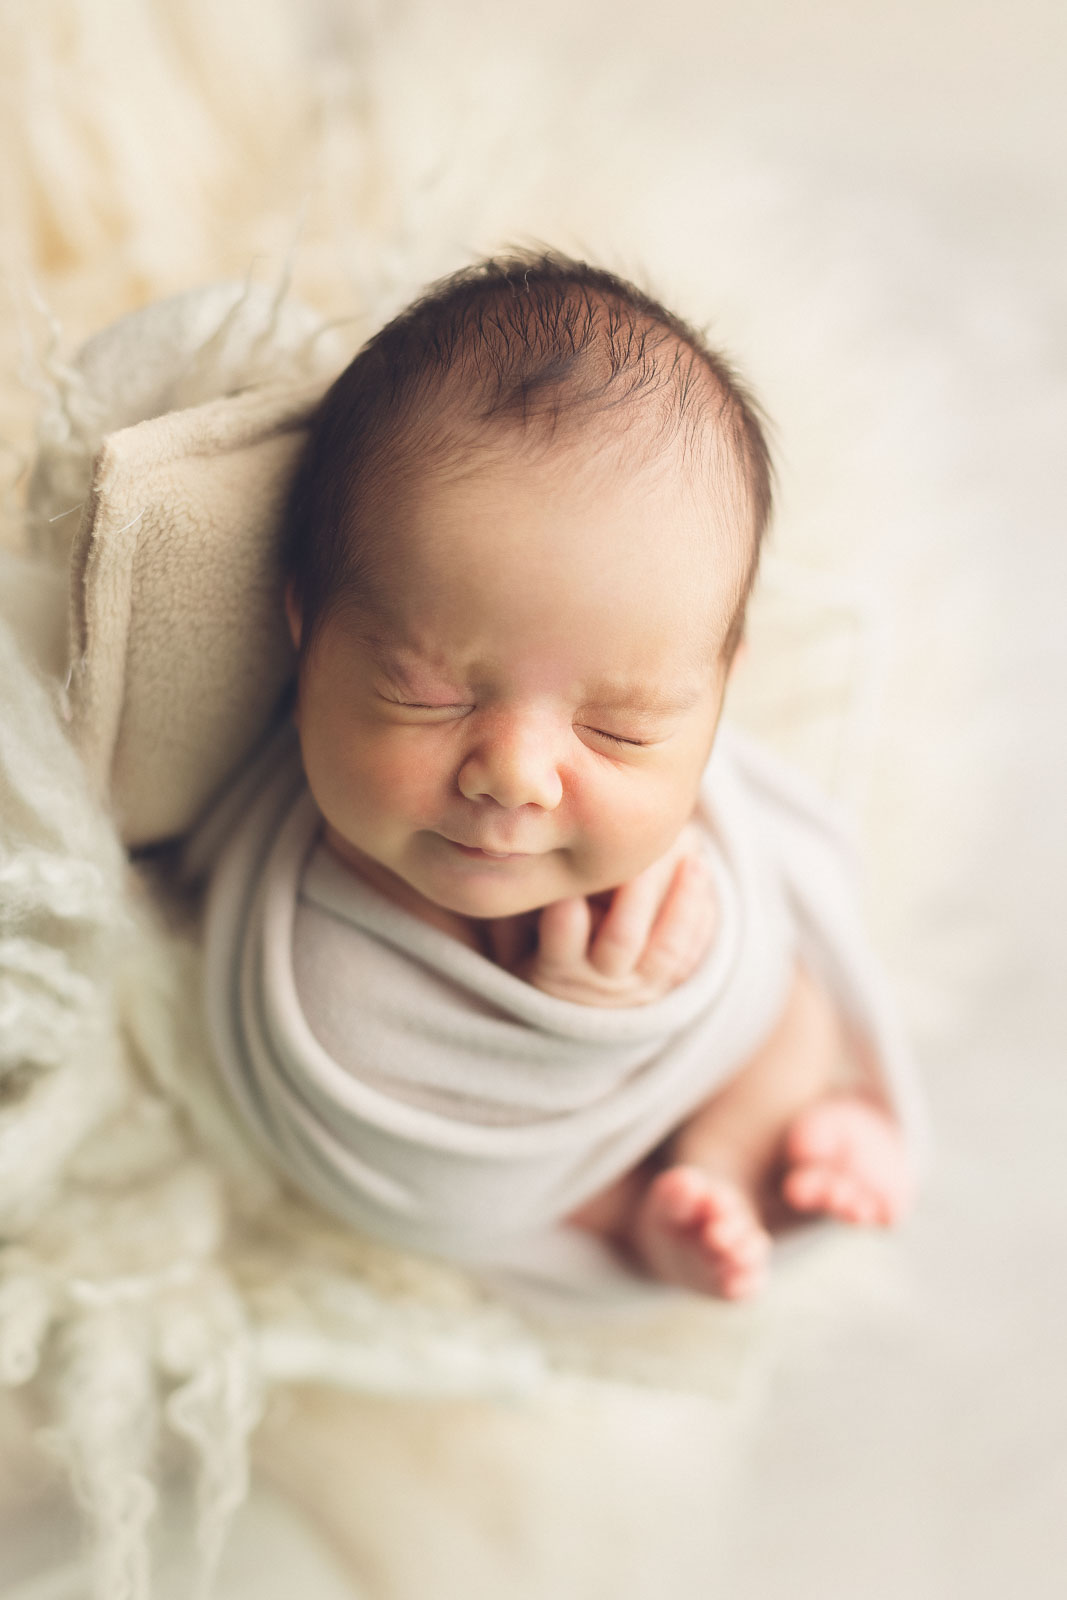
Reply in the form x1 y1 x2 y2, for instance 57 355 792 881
284 580 303 651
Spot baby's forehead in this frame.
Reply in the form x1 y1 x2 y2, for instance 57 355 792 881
389 393 757 589
348 425 749 678
285 260 771 671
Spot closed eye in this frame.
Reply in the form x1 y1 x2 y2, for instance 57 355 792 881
379 694 471 714
583 727 650 748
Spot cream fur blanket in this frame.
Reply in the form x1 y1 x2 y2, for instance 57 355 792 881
200 719 929 1285
4 3 1063 1597
0 255 936 1600
0 268 912 1600
0 12 975 1595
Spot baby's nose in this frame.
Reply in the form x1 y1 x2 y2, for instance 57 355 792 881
457 715 564 811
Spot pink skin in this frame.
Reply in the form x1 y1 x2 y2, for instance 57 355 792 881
575 967 916 1298
289 436 914 1300
781 1096 916 1226
633 1167 773 1300
628 1099 914 1301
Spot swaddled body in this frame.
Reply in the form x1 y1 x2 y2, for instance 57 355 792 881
206 254 926 1299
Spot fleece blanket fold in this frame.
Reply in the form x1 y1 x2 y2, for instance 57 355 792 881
201 722 929 1274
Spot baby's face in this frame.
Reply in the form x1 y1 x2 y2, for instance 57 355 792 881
291 438 739 922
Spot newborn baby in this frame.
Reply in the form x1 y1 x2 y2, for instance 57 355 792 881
206 253 919 1301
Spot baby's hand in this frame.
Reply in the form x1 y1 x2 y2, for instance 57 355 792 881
520 839 716 1008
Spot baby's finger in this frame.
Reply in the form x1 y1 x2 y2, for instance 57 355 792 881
588 861 670 978
638 855 716 986
536 895 593 970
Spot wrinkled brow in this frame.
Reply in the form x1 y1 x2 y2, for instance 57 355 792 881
580 682 708 716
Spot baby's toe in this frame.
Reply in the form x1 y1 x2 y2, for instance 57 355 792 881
783 1095 914 1225
716 1254 769 1301
782 1162 865 1223
704 1211 770 1263
648 1165 714 1230
704 1204 754 1253
635 1167 771 1299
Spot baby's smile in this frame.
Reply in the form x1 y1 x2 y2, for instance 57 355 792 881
443 841 532 860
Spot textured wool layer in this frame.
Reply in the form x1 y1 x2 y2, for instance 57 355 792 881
0 274 926 1600
0 349 916 1600
0 272 930 1600
0 10 982 1594
0 592 558 1600
3 3 1063 1599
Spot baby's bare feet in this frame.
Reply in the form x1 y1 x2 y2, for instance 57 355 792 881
781 1094 914 1225
633 1166 771 1300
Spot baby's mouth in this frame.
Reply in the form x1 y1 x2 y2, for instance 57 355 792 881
442 837 532 861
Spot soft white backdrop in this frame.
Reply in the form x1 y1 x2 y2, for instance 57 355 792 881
1 2 1064 1595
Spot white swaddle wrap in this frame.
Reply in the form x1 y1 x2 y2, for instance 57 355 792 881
201 721 929 1275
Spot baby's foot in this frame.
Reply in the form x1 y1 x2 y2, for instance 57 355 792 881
633 1165 771 1300
781 1094 914 1226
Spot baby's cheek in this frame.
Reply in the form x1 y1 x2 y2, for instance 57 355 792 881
301 732 394 836
584 774 697 880
359 738 444 826
564 803 636 883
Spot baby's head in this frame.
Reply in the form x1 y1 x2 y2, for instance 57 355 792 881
283 253 772 921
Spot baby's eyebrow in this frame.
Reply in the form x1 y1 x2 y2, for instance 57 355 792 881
338 616 437 670
362 634 465 690
345 618 709 713
582 684 705 716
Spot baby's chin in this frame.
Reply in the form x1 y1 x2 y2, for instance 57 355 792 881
419 870 569 923
412 850 618 923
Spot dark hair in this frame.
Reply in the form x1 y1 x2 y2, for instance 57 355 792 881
282 250 773 659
